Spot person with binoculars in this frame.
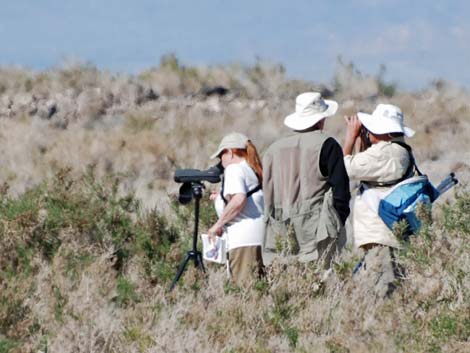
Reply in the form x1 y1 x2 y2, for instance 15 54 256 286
207 132 265 286
343 104 416 297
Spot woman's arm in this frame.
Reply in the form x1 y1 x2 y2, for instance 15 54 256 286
208 193 246 241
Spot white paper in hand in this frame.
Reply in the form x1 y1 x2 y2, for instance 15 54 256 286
201 233 227 264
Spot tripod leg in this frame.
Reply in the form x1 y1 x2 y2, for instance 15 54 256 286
196 251 206 273
169 253 192 291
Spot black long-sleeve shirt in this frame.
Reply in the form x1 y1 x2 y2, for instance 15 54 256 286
319 137 351 225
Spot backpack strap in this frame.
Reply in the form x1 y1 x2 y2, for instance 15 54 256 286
246 184 262 197
362 141 422 188
220 170 262 205
392 141 423 176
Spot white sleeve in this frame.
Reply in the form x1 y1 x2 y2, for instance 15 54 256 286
223 164 247 197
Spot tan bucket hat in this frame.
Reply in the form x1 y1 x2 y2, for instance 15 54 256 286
284 92 338 130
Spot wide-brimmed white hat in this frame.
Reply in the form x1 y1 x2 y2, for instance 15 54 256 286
357 104 415 137
210 132 249 159
284 92 338 130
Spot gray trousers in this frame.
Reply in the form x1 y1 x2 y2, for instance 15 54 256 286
355 245 401 298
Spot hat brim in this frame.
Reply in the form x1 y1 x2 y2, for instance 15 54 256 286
210 133 249 159
210 148 224 160
357 112 415 138
284 100 338 131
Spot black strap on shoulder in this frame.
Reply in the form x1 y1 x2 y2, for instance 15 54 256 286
362 141 422 187
392 141 423 176
246 184 262 197
220 172 262 205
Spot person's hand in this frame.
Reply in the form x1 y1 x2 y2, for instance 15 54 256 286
207 223 223 243
343 115 362 156
209 191 218 201
344 115 362 141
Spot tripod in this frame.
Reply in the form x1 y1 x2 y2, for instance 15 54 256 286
169 182 206 291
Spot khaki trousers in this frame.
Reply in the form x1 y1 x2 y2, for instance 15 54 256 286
228 245 264 286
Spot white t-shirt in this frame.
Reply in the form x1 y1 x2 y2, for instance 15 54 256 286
214 160 265 251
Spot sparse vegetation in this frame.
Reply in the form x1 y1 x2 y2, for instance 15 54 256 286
0 180 468 351
0 57 469 352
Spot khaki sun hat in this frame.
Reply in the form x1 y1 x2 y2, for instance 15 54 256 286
284 92 338 130
357 104 415 137
210 132 249 159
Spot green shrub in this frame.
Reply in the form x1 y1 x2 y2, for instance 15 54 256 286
284 325 299 348
114 276 140 307
0 338 18 353
442 189 470 236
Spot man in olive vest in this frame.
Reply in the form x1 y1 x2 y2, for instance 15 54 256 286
263 92 350 267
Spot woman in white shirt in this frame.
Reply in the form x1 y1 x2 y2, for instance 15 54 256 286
208 132 265 286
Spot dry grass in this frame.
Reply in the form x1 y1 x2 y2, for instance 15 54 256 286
0 58 470 352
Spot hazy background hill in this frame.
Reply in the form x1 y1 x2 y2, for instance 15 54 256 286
0 59 469 353
0 57 469 208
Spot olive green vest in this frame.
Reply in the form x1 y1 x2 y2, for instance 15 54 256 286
262 130 341 264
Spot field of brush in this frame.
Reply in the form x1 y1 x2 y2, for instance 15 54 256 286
0 57 469 352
